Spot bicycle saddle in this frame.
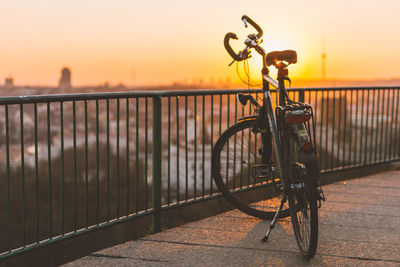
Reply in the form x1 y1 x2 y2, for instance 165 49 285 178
266 50 297 66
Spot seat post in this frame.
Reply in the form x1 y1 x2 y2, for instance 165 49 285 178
277 66 290 106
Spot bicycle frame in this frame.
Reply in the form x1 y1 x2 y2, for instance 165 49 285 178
260 73 291 188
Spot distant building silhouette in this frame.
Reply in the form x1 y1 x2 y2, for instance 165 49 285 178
4 77 14 89
59 67 71 89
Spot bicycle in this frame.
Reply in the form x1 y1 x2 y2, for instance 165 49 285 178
211 15 325 259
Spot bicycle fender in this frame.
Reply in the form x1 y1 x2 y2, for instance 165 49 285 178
301 151 318 164
238 115 258 121
238 115 270 132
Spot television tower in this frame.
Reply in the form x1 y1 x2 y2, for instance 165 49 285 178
58 67 71 89
321 38 326 80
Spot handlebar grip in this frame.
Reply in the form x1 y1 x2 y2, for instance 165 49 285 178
241 15 263 39
224 32 242 61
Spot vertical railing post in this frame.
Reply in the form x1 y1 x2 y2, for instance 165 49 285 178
152 95 162 233
299 89 305 103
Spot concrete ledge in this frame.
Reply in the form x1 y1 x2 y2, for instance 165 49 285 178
320 161 400 185
1 216 151 267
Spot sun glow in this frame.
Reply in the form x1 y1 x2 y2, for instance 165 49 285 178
1 0 400 86
227 25 314 86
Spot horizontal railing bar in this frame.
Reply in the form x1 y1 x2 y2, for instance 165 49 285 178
0 89 260 104
0 86 399 104
292 86 400 91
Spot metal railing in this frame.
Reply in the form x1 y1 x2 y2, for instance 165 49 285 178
0 86 399 259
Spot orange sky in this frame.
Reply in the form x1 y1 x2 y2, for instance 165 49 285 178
1 0 400 86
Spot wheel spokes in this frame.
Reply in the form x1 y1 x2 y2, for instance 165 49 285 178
294 191 311 249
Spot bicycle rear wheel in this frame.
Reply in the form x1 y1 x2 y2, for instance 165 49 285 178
288 161 319 259
211 118 290 219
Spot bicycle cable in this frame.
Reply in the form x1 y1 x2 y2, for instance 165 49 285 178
235 59 264 106
236 59 262 87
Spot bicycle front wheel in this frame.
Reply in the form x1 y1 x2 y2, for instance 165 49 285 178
288 161 319 259
211 118 290 219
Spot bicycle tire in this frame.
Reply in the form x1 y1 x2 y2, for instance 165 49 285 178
211 118 290 219
288 160 319 259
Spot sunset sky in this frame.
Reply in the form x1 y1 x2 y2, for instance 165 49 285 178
1 0 400 86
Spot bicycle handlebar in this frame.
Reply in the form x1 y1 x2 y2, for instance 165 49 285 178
241 15 263 39
224 32 243 61
224 15 263 63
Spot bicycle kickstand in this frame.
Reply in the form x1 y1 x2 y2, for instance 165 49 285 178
261 193 288 242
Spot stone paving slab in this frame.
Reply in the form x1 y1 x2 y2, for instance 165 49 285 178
65 170 400 266
321 191 400 207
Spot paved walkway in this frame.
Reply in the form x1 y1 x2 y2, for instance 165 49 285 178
65 171 400 266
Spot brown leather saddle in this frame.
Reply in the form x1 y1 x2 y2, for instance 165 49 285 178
266 50 297 66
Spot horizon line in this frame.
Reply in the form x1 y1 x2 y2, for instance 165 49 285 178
3 77 400 89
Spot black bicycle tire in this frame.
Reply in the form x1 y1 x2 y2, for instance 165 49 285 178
289 161 319 259
211 118 290 219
